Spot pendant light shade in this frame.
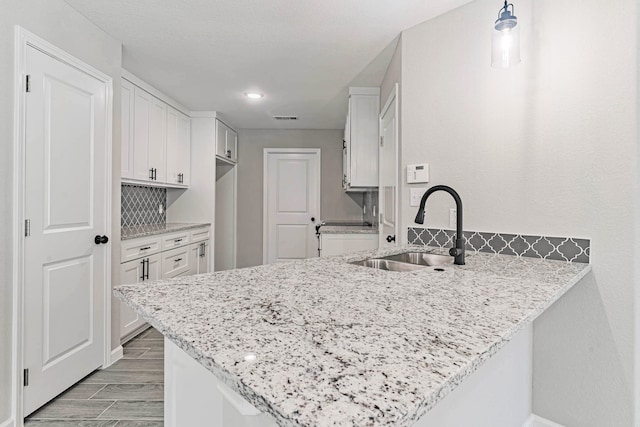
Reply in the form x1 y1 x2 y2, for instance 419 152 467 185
491 1 521 68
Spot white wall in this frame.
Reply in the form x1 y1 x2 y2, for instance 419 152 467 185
400 0 636 424
236 129 363 268
0 1 122 423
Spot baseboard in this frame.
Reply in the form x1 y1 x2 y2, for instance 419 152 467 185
108 345 123 367
523 414 566 427
0 417 15 427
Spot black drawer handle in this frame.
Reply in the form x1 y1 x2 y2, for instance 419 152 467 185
140 246 151 251
174 238 183 243
175 258 183 262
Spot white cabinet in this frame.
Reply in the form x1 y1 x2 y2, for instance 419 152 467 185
122 78 190 187
149 97 167 183
119 226 210 342
119 253 161 340
188 240 210 275
133 86 153 181
166 106 190 186
343 87 380 191
121 79 135 179
121 235 162 263
215 119 238 163
320 233 379 257
161 245 191 279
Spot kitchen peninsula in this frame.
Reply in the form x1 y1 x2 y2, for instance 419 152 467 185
115 246 590 426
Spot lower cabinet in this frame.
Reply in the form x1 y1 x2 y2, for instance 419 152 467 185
119 254 161 341
320 233 378 257
188 240 210 275
120 226 210 342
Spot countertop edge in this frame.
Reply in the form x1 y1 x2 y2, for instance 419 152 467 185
121 222 211 241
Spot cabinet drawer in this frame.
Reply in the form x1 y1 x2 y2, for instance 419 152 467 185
121 236 162 263
162 246 190 278
190 227 211 243
162 231 190 250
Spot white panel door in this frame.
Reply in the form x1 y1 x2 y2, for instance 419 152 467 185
379 86 399 247
133 86 152 181
23 45 109 416
265 150 320 264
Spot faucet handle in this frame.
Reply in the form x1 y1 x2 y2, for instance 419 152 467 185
449 247 464 257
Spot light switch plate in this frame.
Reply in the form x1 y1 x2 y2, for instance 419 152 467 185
410 188 426 207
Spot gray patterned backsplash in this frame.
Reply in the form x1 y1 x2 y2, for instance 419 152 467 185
121 184 166 227
408 227 590 263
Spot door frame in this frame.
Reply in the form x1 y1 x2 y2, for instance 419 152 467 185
379 83 400 247
262 148 321 265
12 26 113 425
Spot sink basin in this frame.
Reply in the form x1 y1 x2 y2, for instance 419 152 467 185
379 252 454 267
350 259 427 272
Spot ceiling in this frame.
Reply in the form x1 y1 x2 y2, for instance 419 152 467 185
65 0 472 129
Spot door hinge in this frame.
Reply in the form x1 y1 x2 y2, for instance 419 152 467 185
380 136 384 147
25 75 31 93
24 219 31 237
23 369 29 387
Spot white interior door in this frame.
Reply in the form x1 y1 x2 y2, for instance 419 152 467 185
23 45 109 416
264 149 320 264
379 85 399 247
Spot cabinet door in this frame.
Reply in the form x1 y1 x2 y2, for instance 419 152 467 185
166 107 191 186
226 128 237 162
348 94 379 188
133 87 152 181
119 259 145 339
147 253 161 281
121 79 135 179
178 112 191 185
188 243 199 276
320 234 378 257
149 96 167 182
198 240 210 274
162 245 190 278
215 119 227 158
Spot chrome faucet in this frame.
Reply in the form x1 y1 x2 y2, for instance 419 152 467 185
414 185 465 265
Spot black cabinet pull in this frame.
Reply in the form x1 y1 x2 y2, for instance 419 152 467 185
145 258 149 280
175 258 182 262
140 246 151 251
149 168 154 179
140 259 146 280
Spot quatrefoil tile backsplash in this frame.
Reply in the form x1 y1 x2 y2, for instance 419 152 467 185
121 184 166 227
408 227 590 263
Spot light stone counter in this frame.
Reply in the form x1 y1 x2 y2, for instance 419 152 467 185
114 245 590 426
319 225 378 234
121 222 210 240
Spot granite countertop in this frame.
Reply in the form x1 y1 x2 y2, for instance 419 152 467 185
318 221 378 234
121 222 211 241
115 246 591 426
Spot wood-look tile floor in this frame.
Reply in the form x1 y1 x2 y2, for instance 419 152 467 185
25 328 164 427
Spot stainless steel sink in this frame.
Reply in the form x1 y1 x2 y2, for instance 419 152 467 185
379 252 454 267
350 259 427 272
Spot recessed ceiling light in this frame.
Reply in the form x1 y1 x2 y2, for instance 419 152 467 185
245 92 264 99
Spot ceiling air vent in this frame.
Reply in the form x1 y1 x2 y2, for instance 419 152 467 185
273 116 298 121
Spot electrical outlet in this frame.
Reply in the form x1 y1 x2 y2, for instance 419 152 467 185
410 188 426 207
449 208 457 228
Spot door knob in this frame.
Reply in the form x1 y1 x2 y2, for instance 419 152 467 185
311 217 315 222
94 235 109 245
386 235 396 243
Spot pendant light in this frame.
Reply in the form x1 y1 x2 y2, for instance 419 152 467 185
491 0 521 68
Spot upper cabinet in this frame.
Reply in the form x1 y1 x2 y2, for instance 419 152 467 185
166 106 191 186
343 87 380 191
121 77 191 188
215 119 238 163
